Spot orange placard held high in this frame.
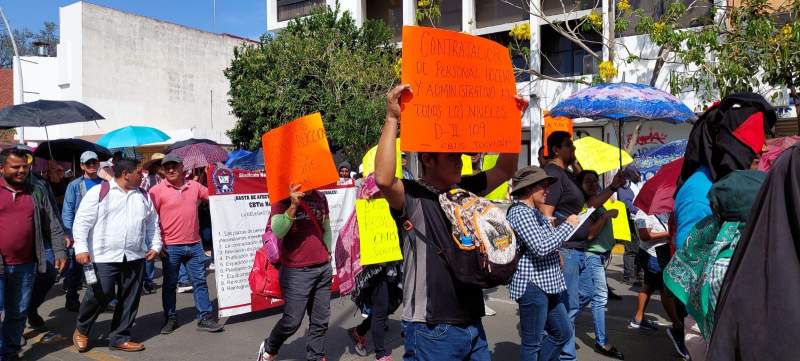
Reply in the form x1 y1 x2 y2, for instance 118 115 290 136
261 113 339 203
543 112 573 156
400 26 521 153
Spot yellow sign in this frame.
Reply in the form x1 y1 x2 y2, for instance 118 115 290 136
604 200 631 241
357 199 403 266
481 154 509 201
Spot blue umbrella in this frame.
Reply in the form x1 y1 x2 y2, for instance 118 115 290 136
96 126 170 149
634 139 688 178
227 148 263 170
225 149 252 167
549 82 696 166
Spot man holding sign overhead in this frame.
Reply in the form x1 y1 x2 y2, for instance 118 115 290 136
376 71 525 361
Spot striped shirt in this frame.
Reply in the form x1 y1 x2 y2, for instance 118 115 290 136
507 202 574 300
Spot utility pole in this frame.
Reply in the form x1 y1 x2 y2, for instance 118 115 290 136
0 7 25 144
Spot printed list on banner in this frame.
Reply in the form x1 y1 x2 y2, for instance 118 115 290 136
262 112 339 203
400 25 521 153
356 199 403 266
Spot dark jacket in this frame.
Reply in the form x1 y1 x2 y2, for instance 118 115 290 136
0 176 66 274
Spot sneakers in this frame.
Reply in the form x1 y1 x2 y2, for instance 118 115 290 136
257 341 277 361
143 282 157 295
105 299 117 313
628 318 659 331
349 327 368 356
593 342 624 360
376 356 393 361
160 318 178 334
197 317 224 332
177 283 194 293
666 327 691 360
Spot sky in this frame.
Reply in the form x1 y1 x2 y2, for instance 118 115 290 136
0 0 267 40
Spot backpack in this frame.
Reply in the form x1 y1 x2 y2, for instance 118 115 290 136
402 188 519 289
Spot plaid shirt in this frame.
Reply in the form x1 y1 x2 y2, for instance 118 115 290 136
507 202 574 300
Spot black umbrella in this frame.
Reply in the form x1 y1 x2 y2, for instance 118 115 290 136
164 138 218 154
0 100 104 128
33 139 112 162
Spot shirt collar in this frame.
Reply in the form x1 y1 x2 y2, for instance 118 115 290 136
165 179 190 190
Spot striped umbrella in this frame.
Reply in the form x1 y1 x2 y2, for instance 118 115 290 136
169 142 229 170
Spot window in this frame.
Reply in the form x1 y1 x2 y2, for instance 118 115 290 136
539 21 603 77
366 0 404 42
480 31 531 82
277 0 325 22
420 0 462 31
475 0 528 28
541 0 596 16
618 0 713 36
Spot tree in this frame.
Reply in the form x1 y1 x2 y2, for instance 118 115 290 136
0 21 58 68
224 4 399 163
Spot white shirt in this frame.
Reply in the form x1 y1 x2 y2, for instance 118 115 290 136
73 180 162 263
634 210 668 257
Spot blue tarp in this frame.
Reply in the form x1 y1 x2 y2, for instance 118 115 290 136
226 148 263 170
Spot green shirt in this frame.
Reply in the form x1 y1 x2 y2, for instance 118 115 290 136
587 207 616 254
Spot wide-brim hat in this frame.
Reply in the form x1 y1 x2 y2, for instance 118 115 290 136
144 153 165 168
511 166 556 196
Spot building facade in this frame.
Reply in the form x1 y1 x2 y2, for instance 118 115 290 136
13 1 254 145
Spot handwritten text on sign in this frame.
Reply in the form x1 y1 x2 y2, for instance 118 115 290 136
356 199 403 266
400 26 521 153
262 112 339 203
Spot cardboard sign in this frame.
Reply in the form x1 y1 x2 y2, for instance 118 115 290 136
356 199 403 266
604 200 631 242
262 113 339 203
400 26 521 153
481 154 509 201
543 112 573 156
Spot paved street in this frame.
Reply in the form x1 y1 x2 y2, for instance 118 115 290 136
23 254 685 361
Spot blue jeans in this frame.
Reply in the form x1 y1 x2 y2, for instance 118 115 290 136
162 242 212 320
582 253 609 346
518 283 572 361
0 263 36 356
401 321 490 361
144 260 155 285
29 249 57 315
558 248 586 361
179 264 190 284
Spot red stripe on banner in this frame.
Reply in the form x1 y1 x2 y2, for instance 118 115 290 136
219 302 252 311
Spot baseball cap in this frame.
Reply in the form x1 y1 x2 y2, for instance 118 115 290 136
80 151 99 164
162 153 183 165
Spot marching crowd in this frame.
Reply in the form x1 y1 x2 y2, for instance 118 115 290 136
0 83 797 361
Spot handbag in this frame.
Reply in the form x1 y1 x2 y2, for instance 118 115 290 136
262 218 281 264
248 247 282 298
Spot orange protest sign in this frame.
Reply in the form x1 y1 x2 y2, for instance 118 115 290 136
399 26 521 153
261 113 339 203
543 112 573 156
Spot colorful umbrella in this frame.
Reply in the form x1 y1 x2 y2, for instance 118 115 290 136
634 139 688 179
758 136 800 172
633 157 684 215
164 138 219 154
97 126 170 148
574 136 633 174
170 142 229 170
549 82 695 167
